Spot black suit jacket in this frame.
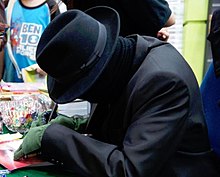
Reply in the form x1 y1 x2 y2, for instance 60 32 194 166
41 36 219 177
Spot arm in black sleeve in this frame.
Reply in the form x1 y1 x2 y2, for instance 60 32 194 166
41 72 189 177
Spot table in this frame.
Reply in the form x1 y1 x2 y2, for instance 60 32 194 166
0 126 80 177
0 166 78 177
0 82 83 176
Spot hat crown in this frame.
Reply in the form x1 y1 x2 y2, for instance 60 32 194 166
37 10 107 82
36 6 120 103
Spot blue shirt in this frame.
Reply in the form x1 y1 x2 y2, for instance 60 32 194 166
3 0 51 82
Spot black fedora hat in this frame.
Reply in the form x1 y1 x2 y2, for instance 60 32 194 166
36 6 120 104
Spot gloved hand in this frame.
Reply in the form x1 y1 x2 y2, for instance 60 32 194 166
14 114 88 160
50 114 88 131
31 110 58 128
14 124 49 160
32 111 88 131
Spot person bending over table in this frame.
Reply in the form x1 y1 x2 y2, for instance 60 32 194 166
14 6 220 177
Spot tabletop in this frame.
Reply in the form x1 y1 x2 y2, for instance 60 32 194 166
0 125 80 177
0 165 78 177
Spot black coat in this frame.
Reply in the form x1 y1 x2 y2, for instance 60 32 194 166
207 9 220 77
41 36 220 177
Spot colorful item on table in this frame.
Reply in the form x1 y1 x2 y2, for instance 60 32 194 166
0 139 50 171
0 82 45 93
0 94 51 133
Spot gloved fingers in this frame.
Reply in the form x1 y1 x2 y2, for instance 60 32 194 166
16 125 47 159
73 116 88 130
50 115 77 129
51 115 88 131
50 115 70 124
14 145 24 160
31 111 52 128
30 120 39 128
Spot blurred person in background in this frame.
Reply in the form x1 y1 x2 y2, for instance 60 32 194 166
0 0 8 79
61 0 175 41
0 0 60 82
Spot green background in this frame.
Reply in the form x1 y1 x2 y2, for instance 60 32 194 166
183 0 210 84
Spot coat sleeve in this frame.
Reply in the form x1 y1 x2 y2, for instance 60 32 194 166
41 71 190 177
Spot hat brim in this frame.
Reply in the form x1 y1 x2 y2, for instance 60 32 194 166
47 6 120 104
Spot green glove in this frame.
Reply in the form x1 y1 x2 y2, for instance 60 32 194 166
14 124 49 160
50 114 88 132
31 110 57 128
14 115 88 160
31 111 88 132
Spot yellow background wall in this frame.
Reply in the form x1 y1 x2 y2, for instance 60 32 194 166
183 0 210 84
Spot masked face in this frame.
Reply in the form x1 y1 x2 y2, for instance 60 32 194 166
80 62 117 103
81 37 137 104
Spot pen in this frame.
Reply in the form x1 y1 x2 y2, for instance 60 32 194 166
48 102 58 122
